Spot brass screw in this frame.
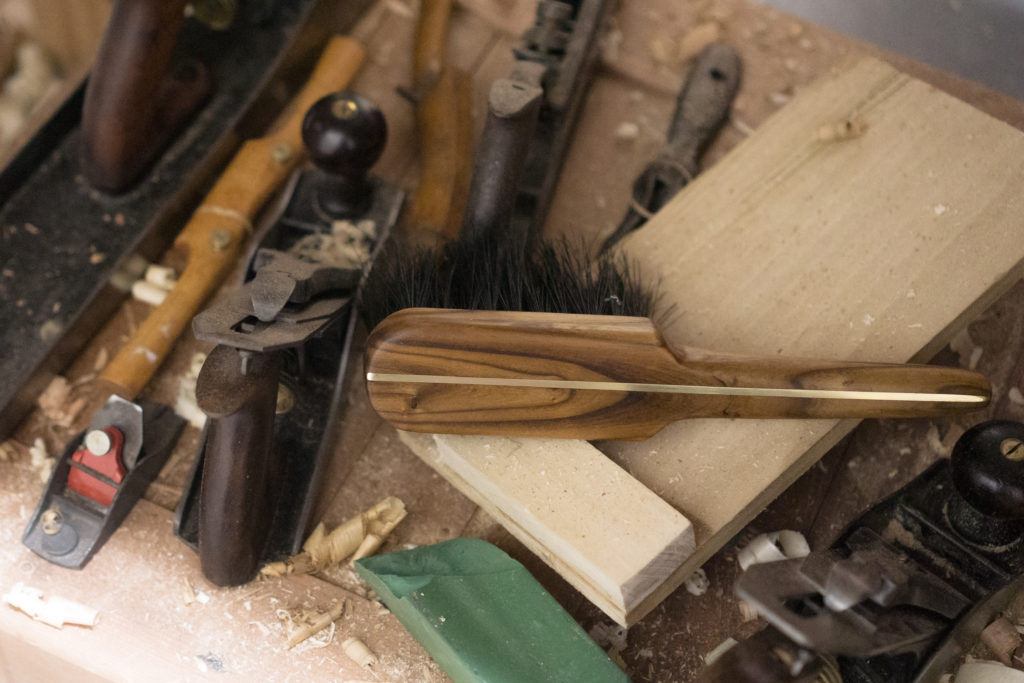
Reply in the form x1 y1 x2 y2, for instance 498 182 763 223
210 229 232 251
1002 438 1024 460
270 143 293 164
331 99 358 120
41 508 62 535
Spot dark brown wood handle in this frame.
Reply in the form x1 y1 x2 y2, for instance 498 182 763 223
364 308 991 440
80 0 211 192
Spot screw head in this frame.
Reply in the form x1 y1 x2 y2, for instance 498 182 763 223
1002 438 1024 460
41 508 63 535
85 429 111 456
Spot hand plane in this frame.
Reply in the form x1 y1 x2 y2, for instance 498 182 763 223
175 92 404 586
701 420 1024 683
0 0 374 441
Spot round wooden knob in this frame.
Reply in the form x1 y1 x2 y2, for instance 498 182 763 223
302 91 386 176
951 420 1024 519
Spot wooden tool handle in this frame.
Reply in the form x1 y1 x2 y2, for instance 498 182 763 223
400 0 473 244
100 36 365 398
365 308 991 440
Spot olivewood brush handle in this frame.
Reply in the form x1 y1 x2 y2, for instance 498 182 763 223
99 37 365 399
364 308 991 440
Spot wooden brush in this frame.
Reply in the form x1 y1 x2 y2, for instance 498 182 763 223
360 237 989 440
358 33 990 440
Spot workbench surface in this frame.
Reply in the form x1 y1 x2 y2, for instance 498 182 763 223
1 0 1022 681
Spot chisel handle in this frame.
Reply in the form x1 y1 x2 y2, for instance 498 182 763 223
365 308 991 440
100 36 365 399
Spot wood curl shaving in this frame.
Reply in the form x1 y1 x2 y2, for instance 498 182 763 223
261 497 407 578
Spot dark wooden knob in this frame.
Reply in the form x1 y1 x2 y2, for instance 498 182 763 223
951 420 1024 519
301 91 386 217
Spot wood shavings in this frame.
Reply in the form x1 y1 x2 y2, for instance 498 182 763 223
738 600 759 622
183 578 196 606
676 22 722 64
3 583 98 628
288 219 377 269
684 567 710 596
36 376 85 428
342 636 379 669
703 637 737 665
175 353 208 429
132 264 177 306
29 437 53 483
816 119 868 143
982 617 1021 666
261 497 406 577
280 601 346 649
0 440 15 461
737 530 810 570
950 328 982 369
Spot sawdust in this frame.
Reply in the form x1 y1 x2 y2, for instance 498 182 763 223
36 376 86 428
261 497 406 578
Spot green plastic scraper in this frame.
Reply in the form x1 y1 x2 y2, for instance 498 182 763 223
355 537 629 682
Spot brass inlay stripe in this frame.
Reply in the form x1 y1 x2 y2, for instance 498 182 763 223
366 373 986 404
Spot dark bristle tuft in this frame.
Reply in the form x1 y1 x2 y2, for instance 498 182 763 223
359 235 658 328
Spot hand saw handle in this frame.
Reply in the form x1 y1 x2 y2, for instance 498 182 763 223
99 36 365 399
364 308 991 440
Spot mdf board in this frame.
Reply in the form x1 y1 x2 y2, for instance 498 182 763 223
403 57 1024 625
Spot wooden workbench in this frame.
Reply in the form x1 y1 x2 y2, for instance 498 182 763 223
1 0 1022 680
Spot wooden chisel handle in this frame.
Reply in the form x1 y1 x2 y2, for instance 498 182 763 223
401 0 474 243
100 37 365 399
365 308 991 440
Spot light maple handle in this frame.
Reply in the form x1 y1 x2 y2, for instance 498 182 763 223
100 37 365 398
365 308 991 440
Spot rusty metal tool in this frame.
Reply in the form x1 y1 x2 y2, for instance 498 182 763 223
600 43 741 253
23 397 184 569
700 421 1024 683
485 0 616 247
175 92 403 587
0 0 373 441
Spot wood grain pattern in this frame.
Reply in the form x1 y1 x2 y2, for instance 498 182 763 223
366 308 990 439
402 0 474 242
99 36 365 398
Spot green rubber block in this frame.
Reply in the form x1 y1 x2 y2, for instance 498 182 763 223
355 538 629 683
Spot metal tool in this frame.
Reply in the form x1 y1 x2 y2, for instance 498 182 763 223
699 420 1024 682
462 0 615 248
0 0 373 442
20 36 366 572
175 92 403 586
600 43 741 253
23 397 184 568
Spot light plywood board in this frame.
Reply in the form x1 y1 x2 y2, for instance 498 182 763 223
400 431 694 626
401 57 1024 625
603 56 1024 616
